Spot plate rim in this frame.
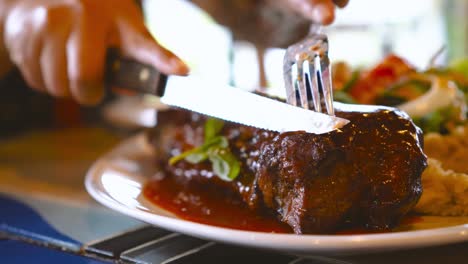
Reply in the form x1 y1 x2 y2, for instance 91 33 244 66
85 133 468 255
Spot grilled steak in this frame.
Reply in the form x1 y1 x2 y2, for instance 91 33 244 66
147 102 427 234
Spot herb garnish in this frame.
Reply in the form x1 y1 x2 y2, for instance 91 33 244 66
169 118 241 181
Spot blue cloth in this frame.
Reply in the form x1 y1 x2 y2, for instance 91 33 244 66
0 240 108 264
0 194 80 250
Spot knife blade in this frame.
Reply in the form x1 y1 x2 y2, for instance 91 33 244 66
105 49 349 134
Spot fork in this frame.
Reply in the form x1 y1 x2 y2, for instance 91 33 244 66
283 26 335 116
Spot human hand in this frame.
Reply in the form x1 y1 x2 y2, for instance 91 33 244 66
274 0 349 25
191 0 349 48
1 0 188 105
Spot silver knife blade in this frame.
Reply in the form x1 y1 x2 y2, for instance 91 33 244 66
105 48 349 134
160 75 349 134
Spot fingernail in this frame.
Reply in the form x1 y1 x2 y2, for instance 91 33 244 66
73 82 104 106
311 4 335 25
170 58 190 75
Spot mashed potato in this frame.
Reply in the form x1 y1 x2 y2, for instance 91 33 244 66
414 158 468 216
414 126 468 215
424 125 468 174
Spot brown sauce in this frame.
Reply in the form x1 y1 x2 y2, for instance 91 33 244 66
144 176 292 233
143 176 421 234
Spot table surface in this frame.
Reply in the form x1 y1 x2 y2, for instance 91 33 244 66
1 125 468 264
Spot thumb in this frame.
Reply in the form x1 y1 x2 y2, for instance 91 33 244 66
117 21 189 76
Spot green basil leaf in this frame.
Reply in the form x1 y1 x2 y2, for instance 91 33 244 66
169 146 204 165
170 118 241 181
204 118 225 141
169 136 227 165
208 148 240 181
184 152 209 164
209 154 230 181
222 152 241 180
204 136 228 149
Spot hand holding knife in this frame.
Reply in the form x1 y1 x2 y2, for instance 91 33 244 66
105 48 349 134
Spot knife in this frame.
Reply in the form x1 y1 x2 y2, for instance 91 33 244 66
105 49 349 134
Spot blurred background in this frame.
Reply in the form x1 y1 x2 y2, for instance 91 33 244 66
144 0 467 93
0 0 467 136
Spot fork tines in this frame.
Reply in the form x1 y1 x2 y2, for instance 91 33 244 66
283 34 335 116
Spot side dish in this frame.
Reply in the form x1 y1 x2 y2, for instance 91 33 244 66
333 54 468 217
415 158 468 216
332 54 467 135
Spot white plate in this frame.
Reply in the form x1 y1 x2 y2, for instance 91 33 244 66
85 133 468 256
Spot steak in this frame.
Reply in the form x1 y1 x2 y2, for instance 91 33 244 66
147 102 427 234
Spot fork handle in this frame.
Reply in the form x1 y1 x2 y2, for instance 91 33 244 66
105 48 167 97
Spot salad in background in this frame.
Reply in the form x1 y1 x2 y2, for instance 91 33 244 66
332 54 467 134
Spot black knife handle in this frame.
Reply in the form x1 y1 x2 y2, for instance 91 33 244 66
105 48 167 97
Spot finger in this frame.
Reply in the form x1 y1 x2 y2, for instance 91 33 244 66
40 5 74 98
117 21 189 75
66 15 106 106
313 2 335 25
308 0 336 25
290 0 336 25
333 0 349 8
17 32 47 92
4 10 46 92
41 32 70 98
